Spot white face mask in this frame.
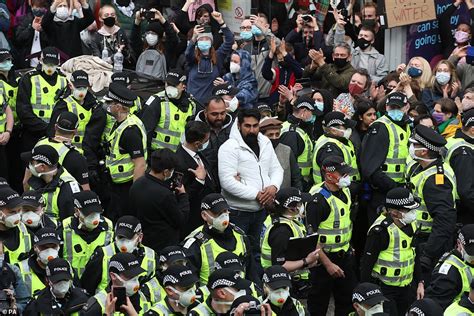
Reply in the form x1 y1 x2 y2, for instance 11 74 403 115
29 163 57 178
73 87 87 100
145 33 159 47
79 211 101 230
225 97 239 112
51 280 71 298
400 210 417 225
168 286 197 307
268 287 290 306
229 62 241 74
332 127 352 139
208 212 230 232
115 236 138 253
22 210 42 227
55 6 70 20
462 247 474 264
42 63 57 76
117 274 140 296
225 287 246 301
166 86 179 99
198 139 209 152
1 212 21 228
337 175 351 188
361 303 384 315
409 143 437 162
38 247 59 265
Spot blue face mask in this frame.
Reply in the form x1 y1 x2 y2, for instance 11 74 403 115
407 67 422 78
197 41 212 52
314 101 324 112
251 25 263 36
387 109 404 121
240 30 253 41
306 114 317 124
0 60 12 71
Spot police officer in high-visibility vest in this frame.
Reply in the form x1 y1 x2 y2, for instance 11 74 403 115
81 252 152 315
351 282 388 316
23 258 89 315
0 57 13 180
406 298 443 316
312 111 360 190
262 265 306 316
142 70 195 152
110 72 144 117
361 188 424 316
0 187 32 264
81 215 157 295
103 82 147 220
61 190 113 278
445 279 474 315
279 96 319 189
145 264 200 316
360 92 411 224
17 227 61 297
35 111 90 190
260 187 318 298
405 125 457 276
20 190 57 235
21 144 81 221
17 47 67 152
444 108 474 223
181 193 253 286
425 224 474 310
306 156 357 316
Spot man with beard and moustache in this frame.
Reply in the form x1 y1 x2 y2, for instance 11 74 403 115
218 109 283 259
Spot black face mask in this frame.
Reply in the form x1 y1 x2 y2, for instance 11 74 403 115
115 0 130 6
357 38 371 50
270 138 280 149
334 58 348 68
103 16 116 27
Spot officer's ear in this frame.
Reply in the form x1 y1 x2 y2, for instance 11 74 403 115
136 232 143 243
201 211 209 222
164 286 175 297
353 302 362 314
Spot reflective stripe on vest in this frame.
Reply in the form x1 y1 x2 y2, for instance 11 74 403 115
65 95 92 152
149 303 171 315
445 137 474 165
4 223 32 264
42 170 78 220
0 79 18 124
376 116 410 183
191 303 213 315
19 259 46 297
144 277 163 305
444 254 474 301
30 74 67 123
281 121 313 178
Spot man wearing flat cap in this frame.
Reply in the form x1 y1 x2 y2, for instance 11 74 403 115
405 125 457 279
103 82 147 220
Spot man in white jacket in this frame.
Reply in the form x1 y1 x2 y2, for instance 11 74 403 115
218 109 283 253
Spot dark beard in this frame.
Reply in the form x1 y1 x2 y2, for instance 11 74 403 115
243 134 259 156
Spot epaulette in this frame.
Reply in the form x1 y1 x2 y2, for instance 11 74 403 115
230 223 245 235
435 163 445 185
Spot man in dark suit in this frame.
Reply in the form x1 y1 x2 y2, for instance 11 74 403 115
176 121 219 237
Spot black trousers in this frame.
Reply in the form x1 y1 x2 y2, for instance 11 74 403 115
307 251 357 316
380 283 416 316
108 180 133 223
5 128 24 193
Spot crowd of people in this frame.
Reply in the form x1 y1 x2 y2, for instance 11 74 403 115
0 0 473 315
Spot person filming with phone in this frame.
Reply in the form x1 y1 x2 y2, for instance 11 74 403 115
130 148 189 253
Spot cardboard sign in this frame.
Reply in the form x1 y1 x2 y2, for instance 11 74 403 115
385 0 436 28
217 0 251 34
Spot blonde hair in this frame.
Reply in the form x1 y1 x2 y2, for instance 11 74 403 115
406 57 432 89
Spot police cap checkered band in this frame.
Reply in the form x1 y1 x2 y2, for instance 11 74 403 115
295 101 314 110
325 118 345 127
107 90 134 106
408 307 424 316
211 279 235 289
109 260 125 272
463 109 474 127
385 194 414 206
163 275 179 285
214 89 229 95
466 116 474 127
352 292 365 303
412 133 443 152
281 195 301 208
32 154 53 165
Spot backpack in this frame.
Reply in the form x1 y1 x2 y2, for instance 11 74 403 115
135 49 167 80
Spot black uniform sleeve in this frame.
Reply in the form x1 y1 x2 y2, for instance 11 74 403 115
289 150 303 191
80 247 105 295
450 147 474 211
79 297 102 315
360 225 389 282
422 174 457 260
438 4 457 58
82 106 107 170
425 261 463 309
119 126 144 159
141 96 161 150
316 142 344 169
280 130 305 157
48 99 68 137
77 6 95 31
181 235 203 272
16 73 49 133
268 224 293 265
305 193 331 232
57 181 79 220
63 150 89 185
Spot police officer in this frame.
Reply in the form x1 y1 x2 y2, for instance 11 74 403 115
145 264 200 315
0 52 13 180
406 298 443 316
61 190 113 278
81 215 157 295
444 108 474 223
445 279 474 315
262 265 306 315
110 72 143 117
306 156 357 316
81 252 152 315
406 125 457 275
0 187 31 264
36 111 90 190
20 190 57 234
260 187 318 297
361 92 411 224
182 193 253 285
16 47 67 152
212 84 239 115
425 224 474 309
23 258 89 315
21 144 81 220
280 96 316 189
17 227 61 297
361 187 423 316
351 282 388 316
103 82 147 220
142 70 195 152
312 111 360 189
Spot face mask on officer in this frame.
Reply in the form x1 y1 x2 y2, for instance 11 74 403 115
204 211 229 232
359 302 384 315
22 207 43 227
50 280 71 298
167 285 197 307
408 143 437 162
77 210 101 230
73 86 88 101
459 243 474 264
115 274 140 296
42 63 57 76
224 97 239 113
399 209 417 225
115 235 139 253
331 126 352 140
0 210 21 228
266 286 290 306
0 59 13 72
36 245 59 265
165 84 180 99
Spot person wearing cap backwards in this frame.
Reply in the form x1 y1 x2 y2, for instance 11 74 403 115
361 187 424 315
182 193 254 286
61 191 113 279
20 190 57 234
82 252 152 315
17 227 62 297
351 282 388 316
406 298 443 316
35 111 90 190
445 279 474 315
145 264 200 315
17 47 67 153
21 144 80 221
23 258 89 315
211 83 241 114
262 265 306 315
81 215 157 296
444 108 474 223
306 156 357 316
425 224 474 309
0 187 32 264
260 187 319 297
260 117 303 190
103 82 147 219
405 125 457 276
188 268 248 315
279 95 317 189
312 111 360 188
360 91 411 224
142 69 196 153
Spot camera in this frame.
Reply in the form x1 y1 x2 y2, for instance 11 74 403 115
140 10 155 21
302 15 312 23
243 301 261 315
169 171 184 190
340 9 350 22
